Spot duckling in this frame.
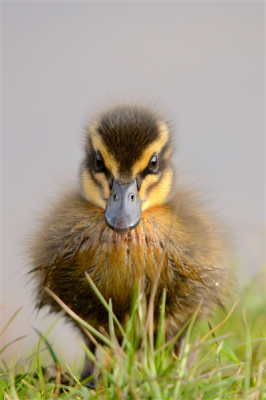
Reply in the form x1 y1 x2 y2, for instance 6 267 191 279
30 104 230 386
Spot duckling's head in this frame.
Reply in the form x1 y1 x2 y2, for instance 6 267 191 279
80 105 174 234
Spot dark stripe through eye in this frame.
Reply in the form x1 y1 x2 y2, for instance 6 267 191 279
94 151 104 172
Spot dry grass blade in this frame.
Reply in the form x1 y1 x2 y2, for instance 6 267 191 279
249 361 265 400
199 297 239 344
44 286 113 348
3 391 13 400
0 307 23 337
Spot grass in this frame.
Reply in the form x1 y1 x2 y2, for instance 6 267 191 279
0 272 265 400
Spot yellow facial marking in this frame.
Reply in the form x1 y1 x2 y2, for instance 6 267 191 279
81 168 108 209
132 120 169 176
89 123 118 177
95 173 111 199
139 174 159 201
141 168 173 211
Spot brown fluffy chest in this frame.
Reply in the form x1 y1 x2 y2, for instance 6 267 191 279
43 207 178 322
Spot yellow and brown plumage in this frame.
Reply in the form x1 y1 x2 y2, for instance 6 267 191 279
30 104 229 383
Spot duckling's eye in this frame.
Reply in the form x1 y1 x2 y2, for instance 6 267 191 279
94 151 104 172
148 154 159 173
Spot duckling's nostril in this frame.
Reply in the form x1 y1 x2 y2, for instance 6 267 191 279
128 194 135 202
113 193 119 201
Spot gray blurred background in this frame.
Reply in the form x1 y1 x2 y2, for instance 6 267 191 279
2 2 265 366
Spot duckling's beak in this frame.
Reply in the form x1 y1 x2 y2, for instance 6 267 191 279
105 179 141 234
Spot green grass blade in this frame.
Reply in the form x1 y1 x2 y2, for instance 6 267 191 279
85 272 126 340
44 286 113 347
33 327 60 367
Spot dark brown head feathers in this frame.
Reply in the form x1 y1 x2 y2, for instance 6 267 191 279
88 105 171 176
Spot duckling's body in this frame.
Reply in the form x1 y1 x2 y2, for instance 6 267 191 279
30 105 229 384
